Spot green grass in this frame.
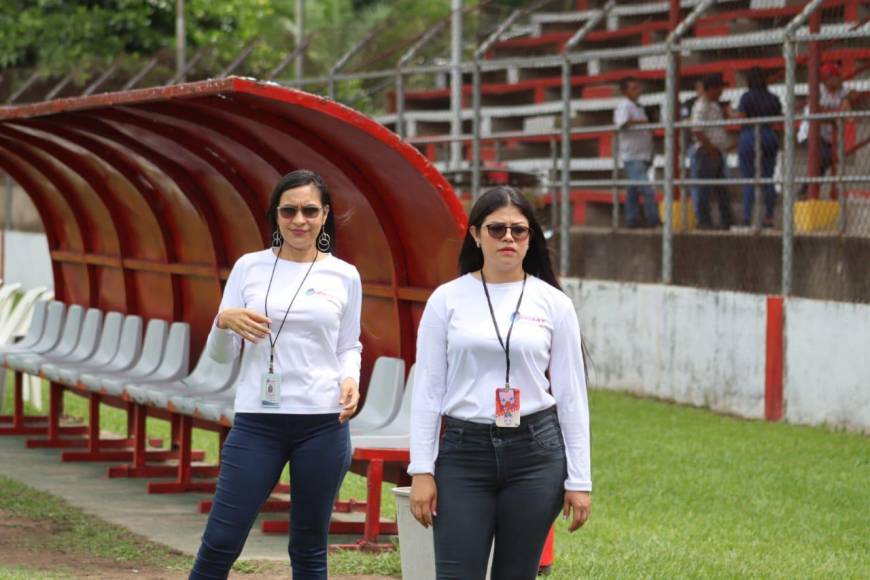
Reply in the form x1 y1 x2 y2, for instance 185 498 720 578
2 374 868 578
0 567 73 580
0 474 190 571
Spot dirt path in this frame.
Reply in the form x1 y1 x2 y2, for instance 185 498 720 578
0 513 393 579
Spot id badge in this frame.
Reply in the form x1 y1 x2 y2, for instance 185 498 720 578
495 387 521 428
261 372 281 408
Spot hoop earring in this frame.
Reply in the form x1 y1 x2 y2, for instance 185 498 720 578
317 229 331 252
272 229 283 247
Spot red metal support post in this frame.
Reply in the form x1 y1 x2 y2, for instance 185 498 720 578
765 296 784 422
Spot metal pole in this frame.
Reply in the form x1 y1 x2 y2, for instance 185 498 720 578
5 71 41 104
680 127 689 231
472 59 482 198
753 123 763 229
82 61 119 96
176 0 186 82
329 28 378 102
559 1 614 276
782 36 797 297
295 0 305 80
44 72 75 101
122 56 158 90
396 19 450 141
396 72 406 139
550 138 559 235
559 56 572 276
611 131 620 229
837 118 847 234
450 0 463 170
268 36 311 81
662 46 676 284
219 43 256 79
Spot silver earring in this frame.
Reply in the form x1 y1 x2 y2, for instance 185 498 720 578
272 229 283 247
317 229 331 252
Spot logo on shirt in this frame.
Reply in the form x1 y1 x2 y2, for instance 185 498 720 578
510 311 548 327
305 287 341 306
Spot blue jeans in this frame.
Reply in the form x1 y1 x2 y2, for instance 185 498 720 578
623 159 661 227
738 126 779 223
190 413 351 580
691 148 733 229
433 406 567 580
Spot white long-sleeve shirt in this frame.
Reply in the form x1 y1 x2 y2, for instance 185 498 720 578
206 249 362 414
408 274 592 491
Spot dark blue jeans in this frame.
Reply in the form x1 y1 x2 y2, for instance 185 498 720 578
623 159 662 227
190 413 351 580
691 148 733 229
433 406 567 580
738 126 779 223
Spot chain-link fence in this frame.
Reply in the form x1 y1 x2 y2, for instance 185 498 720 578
3 0 867 303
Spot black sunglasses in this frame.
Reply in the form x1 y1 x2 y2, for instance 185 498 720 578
483 223 531 241
277 204 323 219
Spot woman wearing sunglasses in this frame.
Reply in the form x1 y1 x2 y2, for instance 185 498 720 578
408 186 591 580
190 169 362 580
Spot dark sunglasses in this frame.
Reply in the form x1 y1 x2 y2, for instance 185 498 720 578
483 223 531 241
277 204 323 219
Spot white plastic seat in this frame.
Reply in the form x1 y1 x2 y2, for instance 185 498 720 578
0 287 50 346
0 299 48 357
0 282 23 335
56 315 142 386
0 301 66 365
42 311 123 383
351 364 416 450
108 321 190 397
126 341 239 409
79 318 167 393
17 308 103 376
170 344 257 420
192 390 236 425
349 356 406 435
6 304 83 371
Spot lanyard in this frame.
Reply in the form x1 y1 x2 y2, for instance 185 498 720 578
480 270 527 389
264 248 318 373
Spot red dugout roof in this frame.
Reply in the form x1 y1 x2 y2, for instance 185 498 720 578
0 77 466 376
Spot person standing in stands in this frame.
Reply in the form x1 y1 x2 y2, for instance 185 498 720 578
189 169 362 580
799 63 854 198
614 77 662 228
408 186 592 580
691 74 734 229
734 67 782 227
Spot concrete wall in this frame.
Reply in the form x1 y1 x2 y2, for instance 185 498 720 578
2 230 53 291
784 298 870 432
563 279 767 420
563 278 870 432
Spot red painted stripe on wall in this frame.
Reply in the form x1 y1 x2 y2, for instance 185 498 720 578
765 296 784 421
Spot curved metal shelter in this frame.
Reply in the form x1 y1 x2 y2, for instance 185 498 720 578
0 77 466 379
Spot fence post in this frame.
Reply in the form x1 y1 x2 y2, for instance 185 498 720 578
753 122 763 229
836 118 847 233
396 70 406 139
471 59 482 199
782 35 797 297
611 131 620 229
662 44 676 284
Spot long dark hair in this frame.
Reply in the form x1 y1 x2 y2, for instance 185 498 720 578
266 169 336 252
459 186 561 290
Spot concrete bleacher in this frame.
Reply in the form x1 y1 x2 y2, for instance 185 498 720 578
377 0 870 227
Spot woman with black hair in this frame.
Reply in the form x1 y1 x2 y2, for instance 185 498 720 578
408 186 592 580
189 169 362 580
735 67 783 227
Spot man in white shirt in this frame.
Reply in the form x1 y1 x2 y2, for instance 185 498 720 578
798 63 853 198
614 77 661 228
691 74 734 229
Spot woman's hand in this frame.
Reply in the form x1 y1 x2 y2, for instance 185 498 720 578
216 308 271 343
562 490 591 532
338 378 359 423
410 474 438 528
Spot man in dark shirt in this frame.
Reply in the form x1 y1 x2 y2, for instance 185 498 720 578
733 67 782 226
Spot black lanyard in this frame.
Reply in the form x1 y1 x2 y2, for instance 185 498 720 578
264 248 318 373
480 270 527 388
